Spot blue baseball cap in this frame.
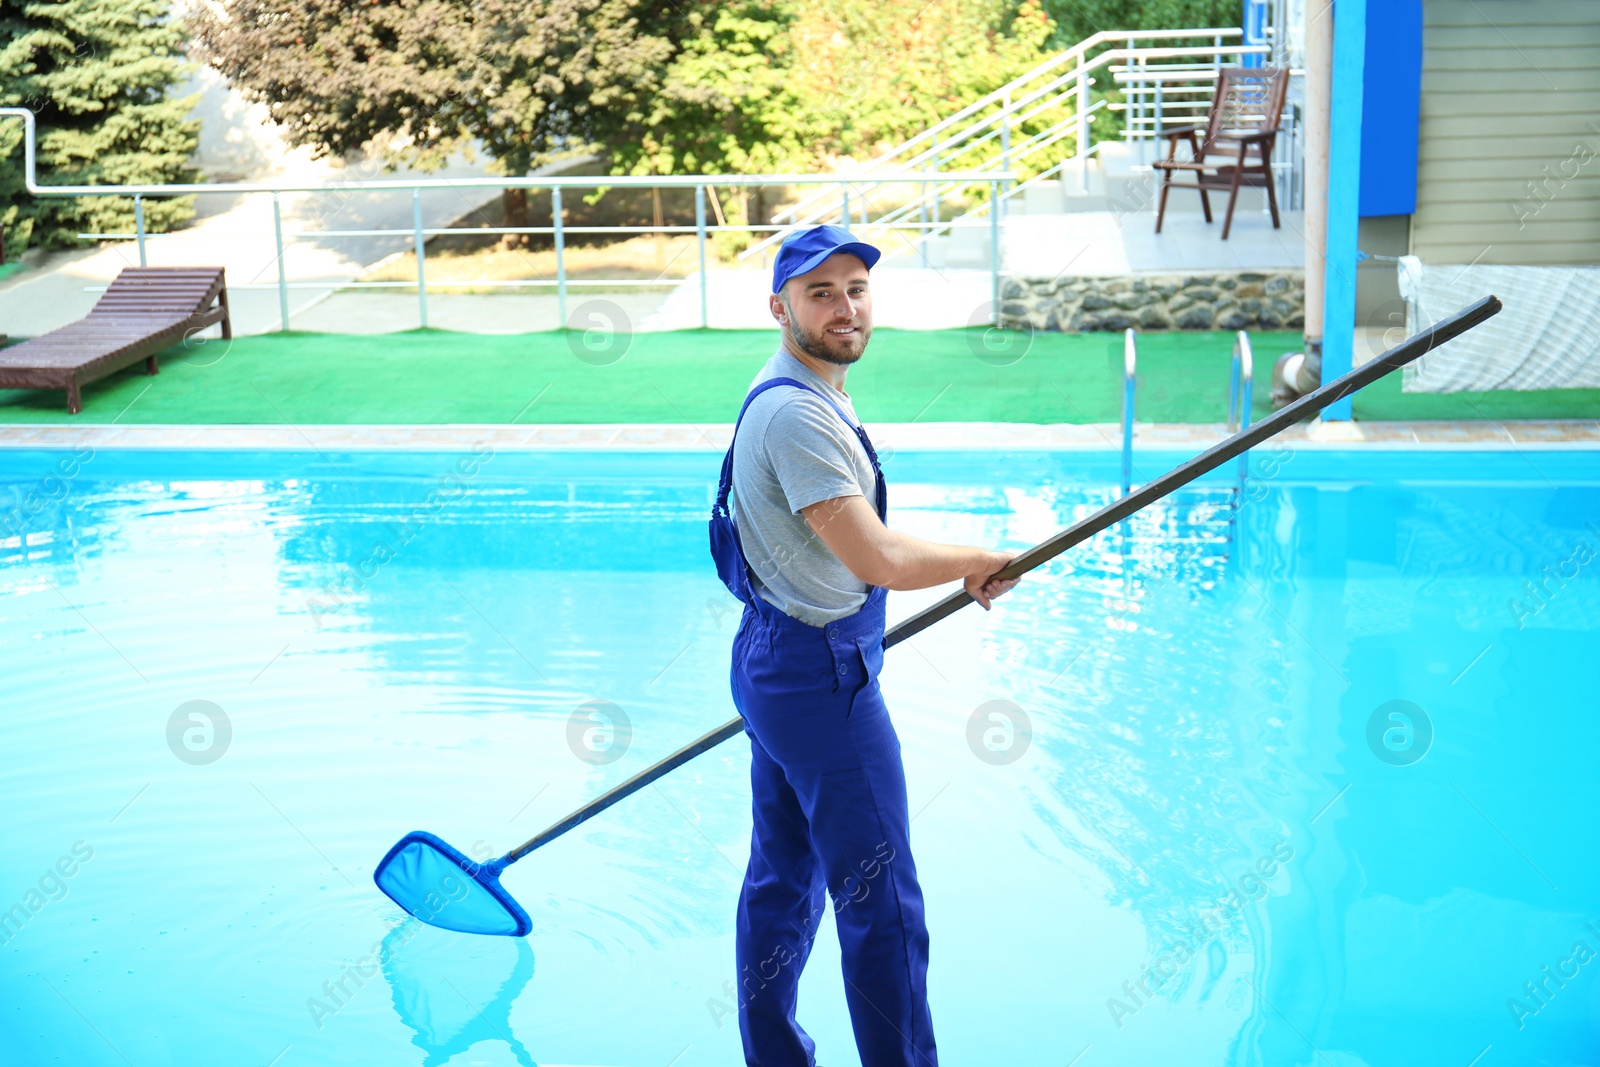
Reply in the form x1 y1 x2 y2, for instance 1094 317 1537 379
771 224 881 295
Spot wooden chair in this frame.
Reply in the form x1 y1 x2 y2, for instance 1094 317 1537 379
1152 67 1290 240
0 266 230 414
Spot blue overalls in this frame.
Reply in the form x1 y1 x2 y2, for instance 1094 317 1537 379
710 377 938 1067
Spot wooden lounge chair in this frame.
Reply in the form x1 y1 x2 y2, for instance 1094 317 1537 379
0 266 231 414
1152 67 1290 240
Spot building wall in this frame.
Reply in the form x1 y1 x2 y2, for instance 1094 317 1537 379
1412 0 1600 265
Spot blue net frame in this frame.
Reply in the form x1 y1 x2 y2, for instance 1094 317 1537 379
374 831 532 937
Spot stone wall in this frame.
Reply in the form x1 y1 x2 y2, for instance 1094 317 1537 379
999 271 1304 333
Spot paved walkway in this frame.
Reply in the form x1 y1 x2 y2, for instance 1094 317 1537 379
283 264 1000 333
2 181 1304 339
1006 209 1305 276
0 152 597 338
0 174 499 338
1 419 1594 451
251 204 1306 334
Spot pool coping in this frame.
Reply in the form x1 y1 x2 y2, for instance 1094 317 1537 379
0 419 1596 451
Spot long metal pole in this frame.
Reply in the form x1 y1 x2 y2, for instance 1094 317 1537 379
1229 340 1243 432
496 294 1503 868
133 196 146 266
696 184 708 330
1155 82 1164 148
1134 42 1146 167
412 188 428 329
552 186 567 330
1077 66 1091 193
272 193 289 332
1000 90 1012 214
1122 328 1136 496
1232 330 1255 493
0 114 1011 195
989 180 1001 322
919 171 929 268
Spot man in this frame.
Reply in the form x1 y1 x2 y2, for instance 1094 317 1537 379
708 224 1019 1067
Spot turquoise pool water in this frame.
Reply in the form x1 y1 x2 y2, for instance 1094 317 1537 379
2 445 1598 1066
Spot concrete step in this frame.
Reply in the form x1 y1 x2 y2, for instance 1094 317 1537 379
918 226 996 269
1014 168 1116 215
1097 141 1273 215
1020 171 1271 218
1096 139 1147 178
1019 180 1068 215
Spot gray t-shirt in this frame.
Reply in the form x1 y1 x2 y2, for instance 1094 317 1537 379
729 346 880 627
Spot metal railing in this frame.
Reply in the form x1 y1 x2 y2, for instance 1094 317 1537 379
902 41 1284 266
738 29 1282 270
1228 330 1254 499
1116 328 1254 502
1 106 1015 331
1122 327 1137 496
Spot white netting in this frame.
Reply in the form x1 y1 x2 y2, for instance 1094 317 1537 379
1399 257 1600 393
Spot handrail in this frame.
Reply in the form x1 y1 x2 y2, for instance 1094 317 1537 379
873 100 1112 264
1122 328 1137 497
770 27 1247 224
745 38 1272 263
1228 330 1254 434
1229 330 1254 499
0 110 1005 197
1 104 1018 333
755 33 1262 255
865 99 1106 238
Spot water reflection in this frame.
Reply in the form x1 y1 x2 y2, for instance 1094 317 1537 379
381 920 538 1066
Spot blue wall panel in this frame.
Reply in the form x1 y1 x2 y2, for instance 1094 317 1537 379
1359 0 1422 216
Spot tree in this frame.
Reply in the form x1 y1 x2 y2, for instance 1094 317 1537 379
189 1 1060 217
777 0 1055 171
0 0 200 255
189 1 797 232
602 2 803 177
1038 0 1241 48
191 0 1075 263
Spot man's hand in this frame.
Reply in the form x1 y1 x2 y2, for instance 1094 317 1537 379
965 549 1019 610
801 494 1023 603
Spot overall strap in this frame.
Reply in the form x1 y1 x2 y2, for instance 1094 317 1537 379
715 376 880 513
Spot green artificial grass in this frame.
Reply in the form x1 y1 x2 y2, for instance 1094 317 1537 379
1350 375 1600 421
0 326 1594 424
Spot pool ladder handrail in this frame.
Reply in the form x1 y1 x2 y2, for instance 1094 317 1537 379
1121 328 1136 497
1121 328 1250 503
1228 331 1254 500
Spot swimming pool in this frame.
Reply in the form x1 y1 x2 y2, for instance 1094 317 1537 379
2 445 1597 1066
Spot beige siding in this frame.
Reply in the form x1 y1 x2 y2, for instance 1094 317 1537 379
1413 0 1600 265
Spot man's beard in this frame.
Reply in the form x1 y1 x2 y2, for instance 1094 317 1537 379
788 317 870 365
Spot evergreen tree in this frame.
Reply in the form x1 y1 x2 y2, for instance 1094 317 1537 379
0 0 200 256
